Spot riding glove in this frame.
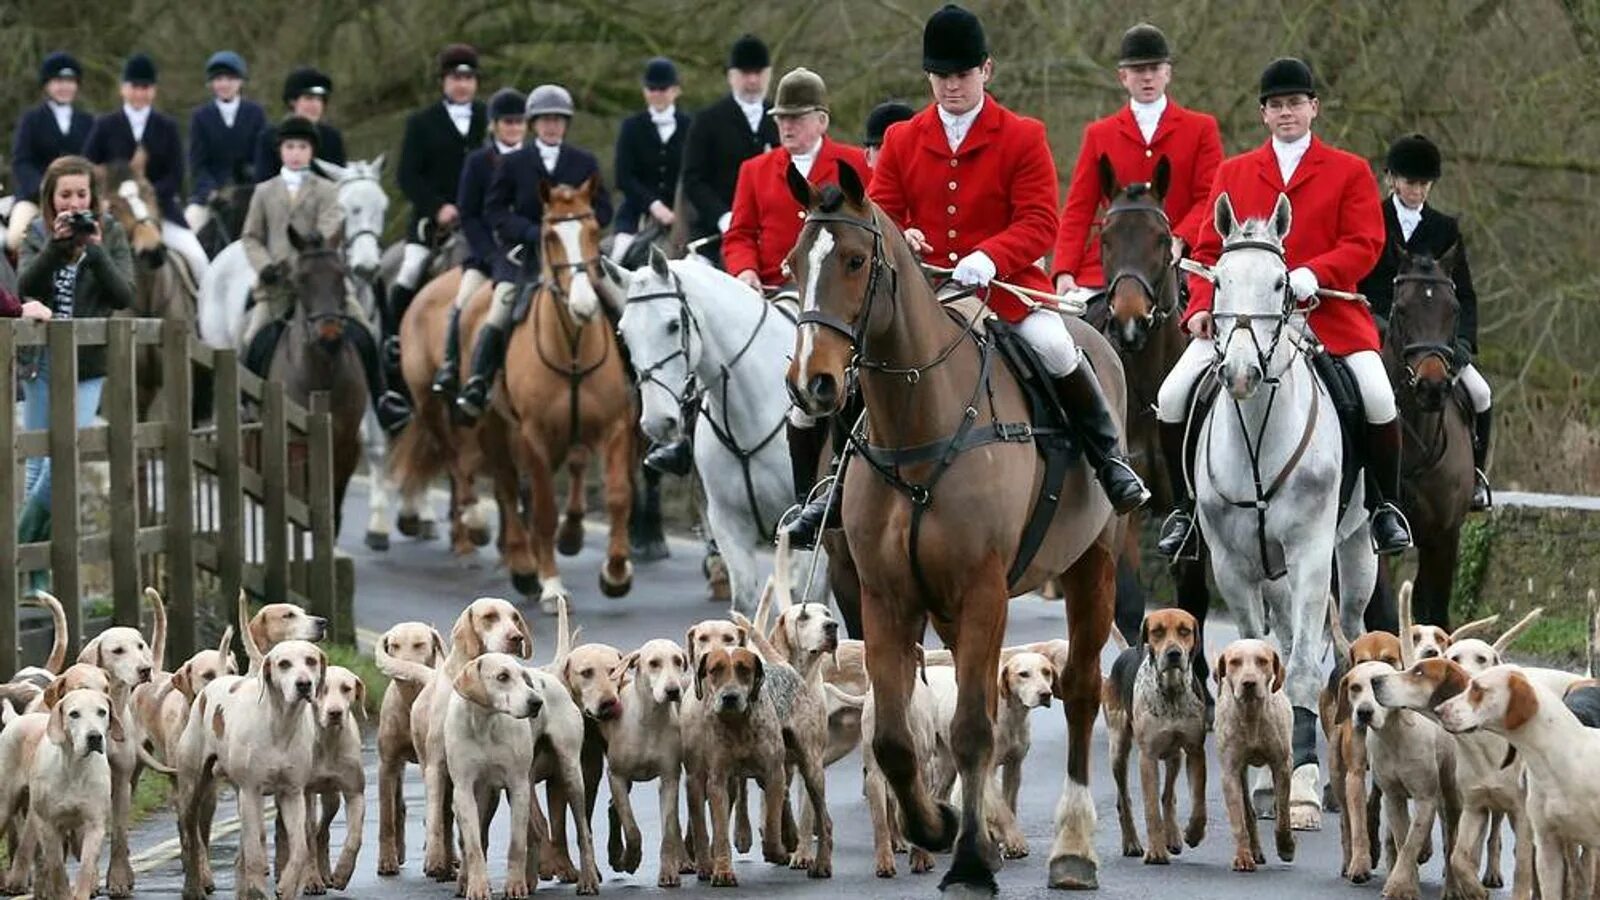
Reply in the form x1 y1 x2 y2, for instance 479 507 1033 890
951 251 996 287
1288 266 1319 301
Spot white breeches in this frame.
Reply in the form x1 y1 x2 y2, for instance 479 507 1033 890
395 242 430 290
1458 363 1492 413
485 281 518 330
183 203 211 233
1014 308 1080 377
452 267 489 311
609 231 635 262
1157 339 1214 423
1342 350 1396 423
162 221 211 287
5 200 40 251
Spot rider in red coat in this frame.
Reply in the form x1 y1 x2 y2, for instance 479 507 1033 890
781 4 1150 549
1051 23 1223 292
1153 57 1411 558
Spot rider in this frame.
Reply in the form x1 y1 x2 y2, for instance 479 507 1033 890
610 57 690 263
185 51 267 234
465 84 612 421
83 53 211 286
430 87 526 401
238 116 402 432
862 100 915 169
1051 23 1222 295
1358 132 1492 510
677 34 778 268
1153 57 1411 558
7 52 94 253
784 4 1152 549
255 67 346 181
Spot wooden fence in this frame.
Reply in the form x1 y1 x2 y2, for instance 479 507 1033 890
2 317 340 674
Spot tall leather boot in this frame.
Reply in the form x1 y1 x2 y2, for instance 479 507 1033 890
643 402 697 477
431 305 464 398
1156 419 1196 558
778 420 836 551
348 323 411 435
1471 409 1493 511
456 322 507 422
386 282 417 338
1364 420 1414 555
1053 367 1150 515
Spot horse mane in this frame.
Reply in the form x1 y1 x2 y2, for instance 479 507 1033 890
1229 217 1283 247
1119 182 1156 205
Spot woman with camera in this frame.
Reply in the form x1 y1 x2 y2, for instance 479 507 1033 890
14 155 135 571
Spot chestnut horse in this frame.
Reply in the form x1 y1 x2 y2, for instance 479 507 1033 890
785 164 1120 894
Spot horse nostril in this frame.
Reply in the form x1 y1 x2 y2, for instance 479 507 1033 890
807 374 838 408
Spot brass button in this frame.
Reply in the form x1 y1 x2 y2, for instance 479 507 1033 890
797 210 805 219
947 229 957 238
949 158 958 167
948 181 958 190
948 252 958 262
1144 149 1153 158
947 205 956 214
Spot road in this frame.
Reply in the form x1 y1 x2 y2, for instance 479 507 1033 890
110 477 1482 899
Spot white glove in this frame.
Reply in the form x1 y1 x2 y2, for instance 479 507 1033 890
951 251 997 287
1288 266 1319 301
717 212 732 233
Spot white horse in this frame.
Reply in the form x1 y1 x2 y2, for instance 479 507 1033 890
1190 193 1376 832
606 247 828 613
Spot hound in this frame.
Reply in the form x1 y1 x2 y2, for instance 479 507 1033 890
237 590 330 671
682 618 754 856
599 639 693 886
1410 611 1501 661
955 651 1057 860
133 626 237 766
3 591 69 722
1320 596 1403 878
293 664 367 892
861 661 938 879
370 621 444 875
548 636 624 884
1212 639 1296 872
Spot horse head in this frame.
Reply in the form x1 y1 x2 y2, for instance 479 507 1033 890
612 246 698 445
320 156 387 282
1210 192 1295 400
287 226 349 350
1387 246 1461 411
1098 154 1175 351
101 161 164 264
539 177 603 324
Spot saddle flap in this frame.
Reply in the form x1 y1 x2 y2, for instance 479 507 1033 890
509 279 541 325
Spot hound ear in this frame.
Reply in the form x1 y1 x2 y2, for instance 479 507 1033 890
1138 616 1151 649
1271 192 1293 242
513 611 534 661
42 676 68 710
1152 156 1172 201
79 637 104 669
770 617 795 663
171 663 195 701
1097 153 1118 203
786 162 814 209
610 651 640 682
684 626 700 664
430 628 447 666
453 659 491 708
1213 650 1229 686
694 652 710 701
1334 673 1353 724
649 243 672 280
1269 648 1286 694
1503 671 1539 731
1213 192 1237 240
451 607 485 660
748 654 765 704
352 676 367 712
836 161 866 208
47 700 68 746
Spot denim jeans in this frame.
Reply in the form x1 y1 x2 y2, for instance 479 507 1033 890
21 352 105 508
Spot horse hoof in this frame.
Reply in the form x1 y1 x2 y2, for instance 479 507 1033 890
511 571 542 597
364 530 390 552
468 525 492 547
1047 854 1099 890
557 517 585 556
938 882 997 899
397 513 422 537
632 538 669 563
599 560 634 598
418 519 438 541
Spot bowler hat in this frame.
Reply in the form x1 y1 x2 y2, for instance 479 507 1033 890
642 57 679 89
923 4 988 76
1259 57 1317 104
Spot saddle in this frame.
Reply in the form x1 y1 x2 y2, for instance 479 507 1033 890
508 277 543 326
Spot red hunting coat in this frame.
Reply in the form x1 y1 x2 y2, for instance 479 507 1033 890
1051 100 1223 287
724 137 871 286
869 95 1058 323
1182 136 1386 356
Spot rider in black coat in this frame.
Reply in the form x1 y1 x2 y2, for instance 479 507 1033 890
254 67 347 181
676 34 777 266
8 52 93 252
612 57 690 261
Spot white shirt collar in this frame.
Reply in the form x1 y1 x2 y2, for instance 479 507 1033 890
1271 132 1312 183
650 104 678 143
536 140 561 170
937 95 984 152
123 103 151 141
215 96 241 127
789 138 823 179
735 95 765 132
444 99 473 136
494 140 522 156
1392 193 1423 242
1130 94 1167 144
48 101 74 134
281 166 307 191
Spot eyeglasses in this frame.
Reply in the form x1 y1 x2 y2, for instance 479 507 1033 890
1263 96 1312 112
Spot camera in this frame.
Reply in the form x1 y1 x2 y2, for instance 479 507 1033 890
66 210 98 235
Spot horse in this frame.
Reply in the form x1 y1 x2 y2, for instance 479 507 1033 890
785 164 1121 894
1382 247 1473 627
1091 154 1216 680
477 178 636 612
267 228 367 536
609 247 829 613
1187 193 1377 832
195 181 255 259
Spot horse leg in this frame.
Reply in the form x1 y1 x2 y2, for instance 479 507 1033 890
1283 564 1335 833
557 446 589 557
597 422 635 598
519 424 566 614
822 531 863 639
1336 530 1380 645
1112 515 1145 645
1415 529 1459 629
497 443 540 600
1050 536 1117 889
363 409 394 551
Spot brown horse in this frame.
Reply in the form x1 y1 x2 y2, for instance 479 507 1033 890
785 165 1120 894
1382 248 1474 627
1093 155 1217 692
477 179 636 612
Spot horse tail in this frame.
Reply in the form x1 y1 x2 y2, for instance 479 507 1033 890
388 401 452 499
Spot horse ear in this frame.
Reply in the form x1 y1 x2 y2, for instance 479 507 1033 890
316 159 346 182
1436 242 1461 276
130 145 148 179
600 256 629 288
649 244 672 280
786 162 814 210
1271 193 1293 242
1213 193 1237 240
836 161 866 209
370 153 386 174
1097 154 1118 203
580 172 600 200
538 178 554 207
1152 156 1172 202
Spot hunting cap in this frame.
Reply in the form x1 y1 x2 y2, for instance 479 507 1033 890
438 44 479 78
923 4 988 76
283 67 332 105
642 57 680 89
1118 23 1171 67
1258 57 1317 104
39 52 83 85
205 51 248 80
727 34 771 72
122 53 158 86
275 115 319 152
864 101 916 147
488 87 527 121
525 84 574 119
770 67 828 117
1385 133 1442 181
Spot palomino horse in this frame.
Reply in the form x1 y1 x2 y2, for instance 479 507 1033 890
1189 194 1377 831
786 165 1120 894
478 179 636 612
609 248 829 614
1383 248 1473 627
267 228 367 535
1092 155 1215 683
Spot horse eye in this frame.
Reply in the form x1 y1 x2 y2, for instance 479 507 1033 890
1273 277 1285 291
666 319 680 334
847 254 866 271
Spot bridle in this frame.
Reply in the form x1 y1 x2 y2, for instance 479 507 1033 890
542 210 603 304
1389 268 1459 386
1209 238 1304 382
1100 192 1178 327
292 246 351 330
334 170 385 279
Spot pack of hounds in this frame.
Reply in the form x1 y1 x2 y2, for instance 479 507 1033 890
4 563 1600 900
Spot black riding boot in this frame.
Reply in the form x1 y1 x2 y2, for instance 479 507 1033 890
1471 409 1493 511
779 420 836 550
1156 419 1196 558
386 282 417 335
348 323 411 435
644 403 697 477
456 322 507 422
432 305 463 398
1054 367 1150 515
1365 420 1414 555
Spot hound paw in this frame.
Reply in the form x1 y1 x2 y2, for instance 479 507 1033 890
788 850 814 870
1480 870 1504 890
874 853 898 878
1121 837 1145 858
909 848 936 874
657 867 682 888
1143 847 1171 866
1232 848 1258 872
504 875 530 899
1184 818 1206 848
711 866 738 887
807 857 832 879
1276 828 1296 862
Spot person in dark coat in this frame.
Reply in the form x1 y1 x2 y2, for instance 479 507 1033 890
610 57 690 262
862 100 915 168
1359 132 1492 509
8 52 94 252
83 53 211 284
185 50 266 233
254 67 347 181
431 87 526 401
676 34 777 266
460 84 611 420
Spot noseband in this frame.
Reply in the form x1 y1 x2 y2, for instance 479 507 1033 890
1101 195 1177 325
1211 238 1301 380
795 211 896 352
1390 270 1459 383
625 273 700 406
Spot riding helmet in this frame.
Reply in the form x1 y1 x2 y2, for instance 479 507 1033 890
923 4 988 76
727 34 770 72
276 115 320 152
488 87 527 121
205 50 248 81
770 67 828 117
283 67 332 106
1385 133 1442 182
39 52 82 85
642 57 680 89
864 101 916 147
438 43 479 78
1118 23 1171 67
1258 57 1317 104
525 84 574 119
122 53 158 86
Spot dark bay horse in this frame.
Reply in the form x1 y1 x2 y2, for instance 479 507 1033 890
1382 248 1473 627
1092 155 1215 685
196 181 255 259
786 164 1120 894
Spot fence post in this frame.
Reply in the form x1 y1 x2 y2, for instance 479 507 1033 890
0 323 16 677
106 319 140 627
214 349 243 622
262 381 288 604
307 392 338 641
47 321 81 654
162 320 195 662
